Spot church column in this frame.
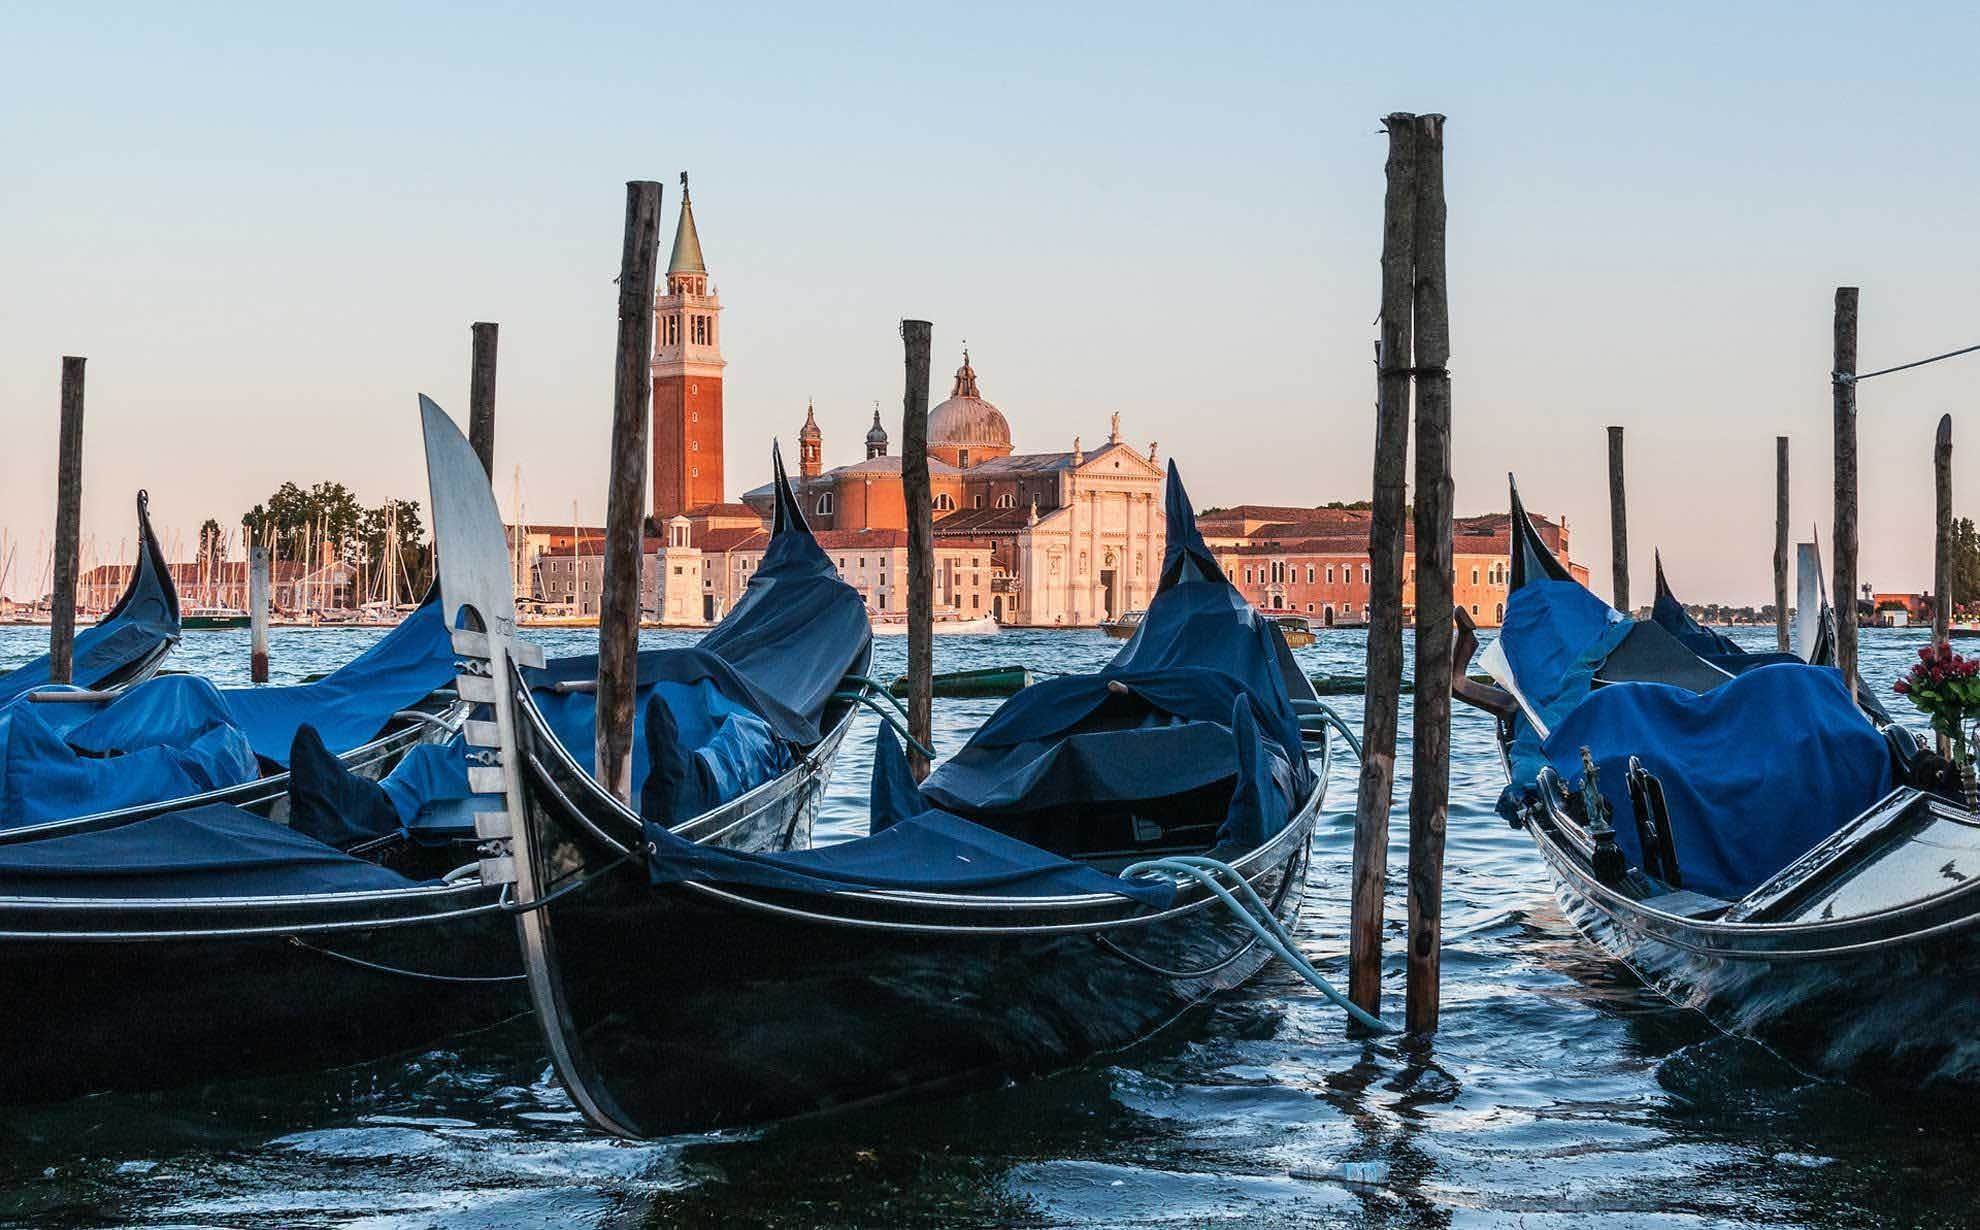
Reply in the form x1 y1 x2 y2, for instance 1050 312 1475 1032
1086 490 1100 623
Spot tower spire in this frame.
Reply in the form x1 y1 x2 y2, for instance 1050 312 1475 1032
669 172 707 276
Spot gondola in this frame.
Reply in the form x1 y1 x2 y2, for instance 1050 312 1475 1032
1457 478 1980 1081
0 491 180 706
0 397 874 1105
470 460 1334 1138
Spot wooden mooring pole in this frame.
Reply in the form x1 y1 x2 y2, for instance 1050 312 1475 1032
1607 425 1628 612
1935 414 1954 726
1775 436 1790 652
249 545 271 683
469 322 499 478
1404 113 1453 1038
1833 287 1860 700
900 319 935 780
1348 113 1419 1020
49 357 86 684
594 180 663 803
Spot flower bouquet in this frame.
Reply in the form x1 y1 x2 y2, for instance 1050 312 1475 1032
1895 641 1980 809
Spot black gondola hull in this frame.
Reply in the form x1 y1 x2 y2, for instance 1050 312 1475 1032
514 696 1320 1137
1528 807 1980 1081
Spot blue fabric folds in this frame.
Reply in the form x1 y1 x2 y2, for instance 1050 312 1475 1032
0 678 258 827
1650 560 1743 658
1499 580 1631 730
0 802 421 898
221 596 458 765
1541 663 1893 899
646 728 1178 906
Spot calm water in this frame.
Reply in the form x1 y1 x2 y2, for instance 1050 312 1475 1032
0 623 1970 1229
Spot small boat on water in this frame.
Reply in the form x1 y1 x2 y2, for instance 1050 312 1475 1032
1099 609 1145 639
1265 612 1316 647
482 464 1335 1138
869 610 998 636
887 664 1034 698
181 606 251 631
1461 477 1980 1081
0 492 180 706
0 400 877 1105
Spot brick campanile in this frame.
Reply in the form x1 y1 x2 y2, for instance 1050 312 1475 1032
651 172 726 520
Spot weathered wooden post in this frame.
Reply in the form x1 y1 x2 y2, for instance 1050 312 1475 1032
1933 413 1955 754
594 181 663 802
249 544 271 683
900 319 935 780
1404 113 1453 1037
1775 436 1791 651
49 357 86 684
1349 113 1419 1020
1833 287 1860 699
1936 412 1954 642
1607 425 1628 612
469 321 499 478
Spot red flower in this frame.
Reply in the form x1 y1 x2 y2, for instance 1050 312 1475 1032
1896 679 1912 695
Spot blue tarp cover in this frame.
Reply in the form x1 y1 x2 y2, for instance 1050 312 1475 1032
221 596 458 765
1499 579 1632 731
1540 662 1893 899
0 677 258 827
647 728 1178 906
0 802 420 898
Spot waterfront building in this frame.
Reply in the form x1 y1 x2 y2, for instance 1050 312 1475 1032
1201 506 1585 628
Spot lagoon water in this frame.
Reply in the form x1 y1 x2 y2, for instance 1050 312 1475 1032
0 623 1973 1228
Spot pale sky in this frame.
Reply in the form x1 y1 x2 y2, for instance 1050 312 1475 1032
3 2 1976 605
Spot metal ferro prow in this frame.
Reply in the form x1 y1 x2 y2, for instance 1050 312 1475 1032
416 394 639 1137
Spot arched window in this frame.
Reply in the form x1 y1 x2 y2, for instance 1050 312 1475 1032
1496 602 1505 623
996 493 1016 509
933 493 956 512
1306 565 1315 583
816 492 835 516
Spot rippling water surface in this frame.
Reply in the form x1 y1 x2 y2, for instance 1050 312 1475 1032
0 623 1972 1228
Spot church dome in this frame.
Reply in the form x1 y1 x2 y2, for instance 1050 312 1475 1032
927 351 1011 454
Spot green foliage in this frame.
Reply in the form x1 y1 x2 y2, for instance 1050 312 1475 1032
237 482 431 595
196 518 226 567
1951 516 1980 614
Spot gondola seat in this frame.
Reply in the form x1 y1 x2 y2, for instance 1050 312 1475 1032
0 802 424 899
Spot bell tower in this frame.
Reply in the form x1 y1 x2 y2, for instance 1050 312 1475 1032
651 172 726 520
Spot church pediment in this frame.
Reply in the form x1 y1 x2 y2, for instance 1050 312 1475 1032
1074 440 1164 480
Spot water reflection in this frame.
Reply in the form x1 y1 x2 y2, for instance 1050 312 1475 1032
0 624 1974 1227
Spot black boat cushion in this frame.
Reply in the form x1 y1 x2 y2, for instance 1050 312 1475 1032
288 723 401 850
0 802 423 898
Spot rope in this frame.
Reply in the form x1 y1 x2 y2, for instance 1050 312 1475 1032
1837 341 1980 385
829 681 938 761
1121 855 1393 1034
286 936 526 985
1293 699 1363 760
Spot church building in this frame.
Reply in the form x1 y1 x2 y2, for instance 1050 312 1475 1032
743 352 1169 626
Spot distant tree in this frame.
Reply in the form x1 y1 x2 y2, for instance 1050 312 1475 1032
360 499 431 600
196 518 226 569
1951 516 1980 613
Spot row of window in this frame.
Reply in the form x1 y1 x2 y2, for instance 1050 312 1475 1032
659 315 716 347
815 491 1026 517
1245 562 1376 586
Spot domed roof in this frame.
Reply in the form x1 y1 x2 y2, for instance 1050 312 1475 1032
865 406 889 447
927 351 1011 451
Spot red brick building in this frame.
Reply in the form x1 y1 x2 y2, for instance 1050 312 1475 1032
1199 505 1584 628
